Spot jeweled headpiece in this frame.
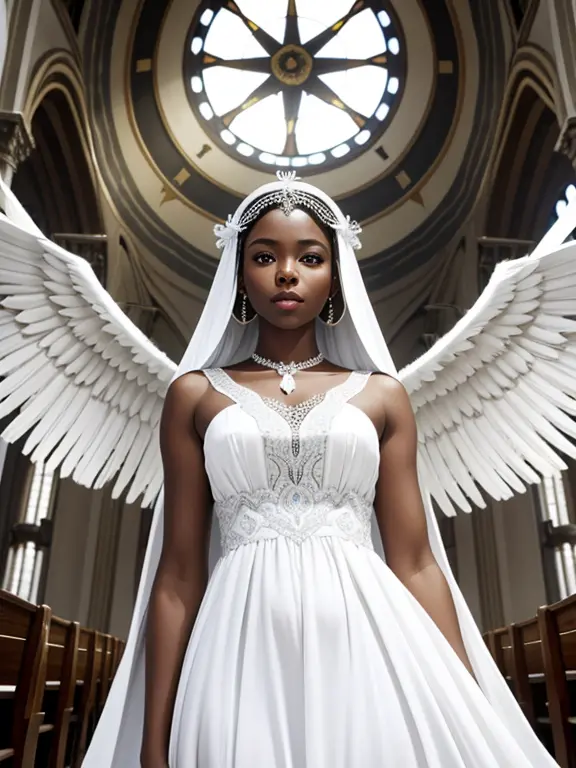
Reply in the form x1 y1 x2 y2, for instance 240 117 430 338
214 171 363 250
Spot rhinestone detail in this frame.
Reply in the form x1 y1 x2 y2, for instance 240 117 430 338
213 172 363 250
203 368 374 555
262 394 324 456
251 352 324 395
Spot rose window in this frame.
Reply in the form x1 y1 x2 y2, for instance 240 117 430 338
185 0 405 172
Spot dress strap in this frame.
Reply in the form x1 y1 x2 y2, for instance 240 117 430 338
300 371 372 437
332 370 372 405
203 367 245 404
203 368 288 433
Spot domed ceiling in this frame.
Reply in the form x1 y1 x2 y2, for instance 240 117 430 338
82 0 508 312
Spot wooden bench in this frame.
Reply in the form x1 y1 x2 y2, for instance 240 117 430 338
39 616 80 767
486 625 513 682
485 594 576 767
0 591 51 766
538 595 576 767
0 590 125 767
70 628 101 768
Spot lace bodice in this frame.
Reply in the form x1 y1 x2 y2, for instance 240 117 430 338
203 369 380 555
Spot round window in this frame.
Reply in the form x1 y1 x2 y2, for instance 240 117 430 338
185 0 405 173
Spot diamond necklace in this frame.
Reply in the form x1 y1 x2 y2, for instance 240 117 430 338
251 352 324 395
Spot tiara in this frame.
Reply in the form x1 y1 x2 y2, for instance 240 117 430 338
214 171 362 250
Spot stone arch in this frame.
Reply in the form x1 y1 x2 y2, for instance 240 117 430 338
13 51 103 237
485 51 573 241
0 1 7 85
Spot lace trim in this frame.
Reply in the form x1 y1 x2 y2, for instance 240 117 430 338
214 487 374 554
203 369 373 553
203 367 288 437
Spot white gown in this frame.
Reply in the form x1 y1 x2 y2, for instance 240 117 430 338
167 368 556 767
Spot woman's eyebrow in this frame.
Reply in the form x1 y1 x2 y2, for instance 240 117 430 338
298 238 329 252
246 236 330 253
246 237 278 248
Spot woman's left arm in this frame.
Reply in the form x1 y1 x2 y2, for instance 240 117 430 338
373 376 475 677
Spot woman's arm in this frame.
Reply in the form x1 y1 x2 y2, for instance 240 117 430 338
141 373 212 767
373 376 475 677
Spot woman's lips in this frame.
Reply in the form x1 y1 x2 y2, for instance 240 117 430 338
274 299 301 310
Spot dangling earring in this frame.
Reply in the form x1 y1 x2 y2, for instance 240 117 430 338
320 293 346 326
327 296 334 325
233 291 256 325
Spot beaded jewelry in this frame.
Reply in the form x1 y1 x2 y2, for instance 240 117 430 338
213 171 363 250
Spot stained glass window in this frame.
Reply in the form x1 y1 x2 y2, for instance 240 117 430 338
2 462 55 603
185 0 405 172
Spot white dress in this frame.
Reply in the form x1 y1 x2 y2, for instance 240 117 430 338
167 368 554 768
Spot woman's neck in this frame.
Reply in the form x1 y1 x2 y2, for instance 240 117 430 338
254 321 319 364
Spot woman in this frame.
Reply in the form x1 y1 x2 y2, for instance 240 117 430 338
84 174 558 767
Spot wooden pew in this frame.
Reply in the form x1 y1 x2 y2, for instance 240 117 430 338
486 617 552 745
71 629 102 768
39 617 80 768
0 591 51 766
486 626 513 681
509 617 541 728
96 634 114 720
538 595 576 768
1 591 125 767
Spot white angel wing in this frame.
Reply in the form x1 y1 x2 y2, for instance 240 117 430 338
400 202 576 516
0 178 177 507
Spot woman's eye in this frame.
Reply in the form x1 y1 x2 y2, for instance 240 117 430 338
301 253 323 265
253 252 275 264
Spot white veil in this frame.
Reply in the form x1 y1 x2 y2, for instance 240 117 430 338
83 176 546 766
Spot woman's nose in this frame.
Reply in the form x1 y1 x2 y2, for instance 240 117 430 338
276 269 299 286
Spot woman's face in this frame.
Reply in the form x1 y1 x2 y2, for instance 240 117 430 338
241 208 334 330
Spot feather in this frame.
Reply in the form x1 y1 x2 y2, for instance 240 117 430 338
0 180 176 505
401 237 576 514
26 387 93 461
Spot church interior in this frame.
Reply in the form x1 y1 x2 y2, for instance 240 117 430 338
1 0 576 765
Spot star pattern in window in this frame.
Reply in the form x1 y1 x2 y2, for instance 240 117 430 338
185 0 405 172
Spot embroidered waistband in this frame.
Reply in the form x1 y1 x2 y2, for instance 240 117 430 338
214 486 374 555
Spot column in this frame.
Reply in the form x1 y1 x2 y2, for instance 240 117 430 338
471 502 506 630
0 110 34 180
556 116 576 168
547 0 576 167
0 0 42 113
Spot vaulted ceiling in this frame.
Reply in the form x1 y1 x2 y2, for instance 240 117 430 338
80 0 510 352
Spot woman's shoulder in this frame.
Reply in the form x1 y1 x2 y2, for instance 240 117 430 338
366 372 409 411
166 371 211 407
367 371 405 392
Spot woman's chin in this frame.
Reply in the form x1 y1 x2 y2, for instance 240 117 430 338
260 312 317 331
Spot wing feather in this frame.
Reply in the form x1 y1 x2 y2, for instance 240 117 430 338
401 236 576 513
0 179 177 506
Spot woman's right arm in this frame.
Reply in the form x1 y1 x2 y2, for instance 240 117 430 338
140 373 212 768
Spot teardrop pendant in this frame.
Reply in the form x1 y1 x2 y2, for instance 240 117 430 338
251 351 324 394
280 372 296 395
